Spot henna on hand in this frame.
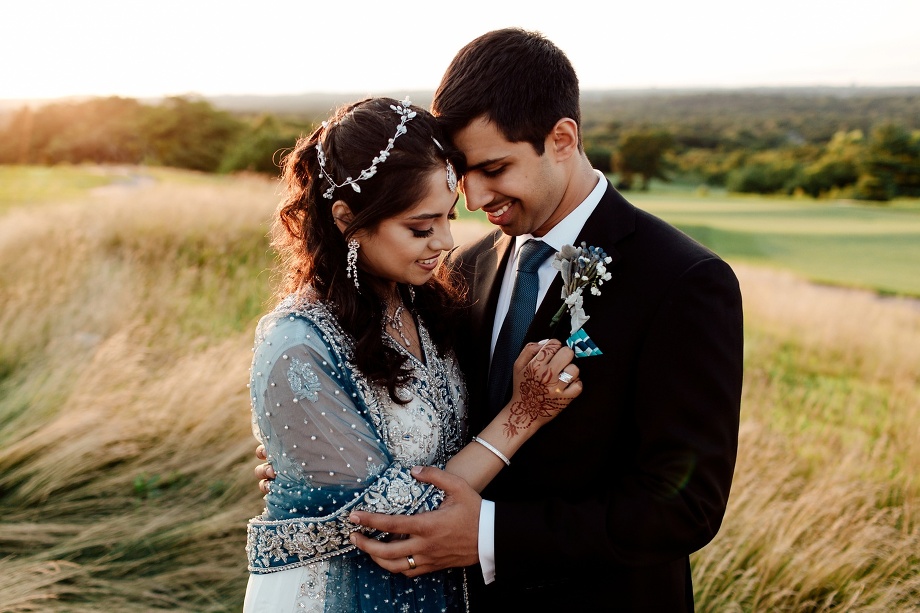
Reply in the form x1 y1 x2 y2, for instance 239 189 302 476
503 360 569 437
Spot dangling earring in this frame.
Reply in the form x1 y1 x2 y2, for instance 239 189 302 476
346 239 360 291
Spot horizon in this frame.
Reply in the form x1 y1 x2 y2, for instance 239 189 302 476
2 0 919 101
4 83 920 108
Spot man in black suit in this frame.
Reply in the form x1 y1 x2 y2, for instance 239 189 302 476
344 28 744 611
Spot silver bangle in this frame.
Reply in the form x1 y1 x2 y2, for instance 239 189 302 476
472 436 511 467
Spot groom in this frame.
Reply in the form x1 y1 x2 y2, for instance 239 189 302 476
260 28 744 611
347 28 744 611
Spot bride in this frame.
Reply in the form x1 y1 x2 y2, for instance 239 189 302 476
243 97 582 612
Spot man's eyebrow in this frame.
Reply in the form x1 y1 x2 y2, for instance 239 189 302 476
465 156 508 172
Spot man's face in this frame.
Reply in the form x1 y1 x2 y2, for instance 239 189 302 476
453 116 566 237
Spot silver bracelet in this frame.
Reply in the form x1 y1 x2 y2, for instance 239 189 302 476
472 436 511 466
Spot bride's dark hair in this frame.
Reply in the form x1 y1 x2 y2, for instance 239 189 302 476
273 97 466 402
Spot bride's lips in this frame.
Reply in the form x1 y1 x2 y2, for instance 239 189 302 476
484 201 512 225
416 256 439 271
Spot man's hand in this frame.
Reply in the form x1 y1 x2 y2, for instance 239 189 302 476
349 466 481 577
254 444 275 495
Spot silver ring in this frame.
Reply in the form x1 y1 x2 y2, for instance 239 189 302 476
407 555 417 570
558 371 574 384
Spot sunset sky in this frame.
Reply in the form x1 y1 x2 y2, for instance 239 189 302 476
2 0 918 100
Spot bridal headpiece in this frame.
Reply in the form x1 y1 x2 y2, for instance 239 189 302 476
432 137 459 193
316 97 416 200
316 97 457 200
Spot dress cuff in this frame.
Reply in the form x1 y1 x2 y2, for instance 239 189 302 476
478 499 496 584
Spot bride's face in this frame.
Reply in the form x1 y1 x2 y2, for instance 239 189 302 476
354 169 458 287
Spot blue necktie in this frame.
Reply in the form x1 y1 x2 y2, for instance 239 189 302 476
487 239 555 413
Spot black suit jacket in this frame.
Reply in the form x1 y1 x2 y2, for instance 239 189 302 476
445 182 744 612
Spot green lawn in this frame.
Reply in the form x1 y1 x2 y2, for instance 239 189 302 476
0 165 237 214
0 165 117 212
627 191 920 297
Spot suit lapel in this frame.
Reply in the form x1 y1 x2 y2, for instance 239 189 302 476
471 232 511 332
461 231 513 430
574 182 635 266
472 231 514 361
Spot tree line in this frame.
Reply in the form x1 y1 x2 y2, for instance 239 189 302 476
1 90 919 201
0 96 308 175
580 89 920 201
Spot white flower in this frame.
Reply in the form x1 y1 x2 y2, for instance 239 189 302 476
550 242 612 334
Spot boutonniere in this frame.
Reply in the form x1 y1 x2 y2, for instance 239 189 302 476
550 242 612 357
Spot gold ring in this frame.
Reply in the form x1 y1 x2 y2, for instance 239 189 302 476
558 371 574 384
407 555 417 570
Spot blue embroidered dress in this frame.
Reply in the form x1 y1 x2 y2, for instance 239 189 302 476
245 293 469 612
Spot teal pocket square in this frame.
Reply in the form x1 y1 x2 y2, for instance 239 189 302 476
566 328 603 358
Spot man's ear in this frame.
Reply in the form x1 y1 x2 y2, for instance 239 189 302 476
331 201 354 233
548 118 580 161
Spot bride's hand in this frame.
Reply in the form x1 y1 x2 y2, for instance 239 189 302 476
504 339 582 437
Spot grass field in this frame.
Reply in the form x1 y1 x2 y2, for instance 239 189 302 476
629 190 920 297
0 165 115 213
0 165 917 611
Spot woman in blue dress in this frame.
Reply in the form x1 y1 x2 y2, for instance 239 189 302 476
243 97 582 612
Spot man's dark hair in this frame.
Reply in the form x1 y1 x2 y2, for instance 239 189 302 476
432 27 581 154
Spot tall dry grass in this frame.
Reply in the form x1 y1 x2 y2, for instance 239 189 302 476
0 169 917 611
0 170 279 611
693 267 920 611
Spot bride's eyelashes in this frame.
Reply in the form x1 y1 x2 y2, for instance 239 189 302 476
409 207 457 238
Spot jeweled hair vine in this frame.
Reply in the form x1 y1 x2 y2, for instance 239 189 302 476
316 97 417 200
315 97 457 200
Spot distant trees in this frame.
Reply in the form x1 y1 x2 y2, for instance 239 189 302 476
861 123 920 200
613 130 674 190
579 89 920 202
798 130 862 197
2 91 919 202
718 124 920 201
0 97 148 165
580 89 920 147
725 152 801 194
584 119 919 201
584 145 613 173
220 114 299 174
142 97 242 172
0 96 304 176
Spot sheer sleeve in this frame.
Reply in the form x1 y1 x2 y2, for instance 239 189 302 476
246 308 445 573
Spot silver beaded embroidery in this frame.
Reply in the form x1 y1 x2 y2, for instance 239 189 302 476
247 294 466 575
294 563 327 612
247 464 445 572
288 357 322 403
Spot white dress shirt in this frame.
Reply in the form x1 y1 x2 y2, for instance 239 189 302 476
479 169 606 583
